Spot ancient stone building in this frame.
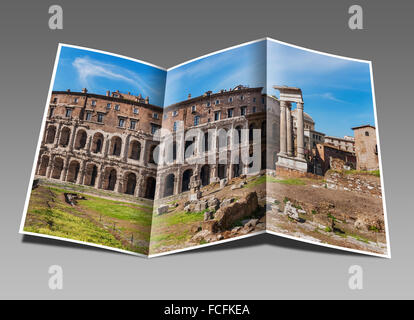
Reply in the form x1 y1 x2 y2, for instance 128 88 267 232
352 125 379 171
324 135 355 153
154 85 280 199
36 88 162 199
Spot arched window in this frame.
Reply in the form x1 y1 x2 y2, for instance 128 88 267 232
128 140 141 160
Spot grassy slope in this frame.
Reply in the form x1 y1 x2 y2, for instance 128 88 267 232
24 186 151 254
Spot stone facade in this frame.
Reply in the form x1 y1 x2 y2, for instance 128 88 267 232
36 89 161 199
154 85 280 199
352 125 379 171
324 135 355 153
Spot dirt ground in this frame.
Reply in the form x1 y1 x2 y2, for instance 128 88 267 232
266 171 388 255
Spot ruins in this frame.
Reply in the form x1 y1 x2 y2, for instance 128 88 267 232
34 84 379 202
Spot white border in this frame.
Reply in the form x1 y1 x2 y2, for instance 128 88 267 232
18 43 165 258
19 39 391 259
148 230 266 258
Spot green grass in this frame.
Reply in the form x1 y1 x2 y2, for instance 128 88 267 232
25 199 128 251
24 186 151 254
332 169 381 177
154 210 206 227
78 195 152 226
243 175 306 188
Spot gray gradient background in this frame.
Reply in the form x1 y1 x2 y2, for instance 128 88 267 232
0 0 412 299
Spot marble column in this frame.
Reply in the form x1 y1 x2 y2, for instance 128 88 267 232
296 102 305 160
279 101 287 155
286 104 293 157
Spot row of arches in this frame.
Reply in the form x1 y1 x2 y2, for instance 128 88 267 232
162 164 233 198
44 125 157 163
37 155 157 199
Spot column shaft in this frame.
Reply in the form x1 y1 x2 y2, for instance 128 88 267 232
279 101 287 155
296 102 305 159
286 105 293 156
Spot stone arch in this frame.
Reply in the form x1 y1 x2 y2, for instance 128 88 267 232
103 167 117 191
218 164 227 180
203 132 209 152
74 129 87 150
164 173 175 197
66 160 80 183
124 172 137 195
110 136 122 156
234 126 242 145
45 126 56 144
51 157 64 180
59 127 71 147
84 163 98 187
217 128 228 150
249 123 256 142
144 177 156 200
232 163 241 178
200 165 210 186
149 145 158 164
181 169 193 192
92 132 104 153
38 155 49 176
128 140 141 161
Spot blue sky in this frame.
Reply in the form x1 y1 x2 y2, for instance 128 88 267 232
164 39 375 138
267 40 375 137
164 41 266 106
52 42 376 138
53 46 167 106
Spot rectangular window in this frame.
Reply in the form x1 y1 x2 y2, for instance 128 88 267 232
52 97 58 104
207 101 211 107
151 124 161 134
49 107 55 118
194 116 200 126
191 105 196 112
262 97 265 104
97 113 104 123
228 97 233 102
252 106 257 113
114 104 120 111
172 110 178 117
133 107 139 114
214 111 220 121
118 118 125 127
65 108 72 118
153 113 159 119
240 95 244 100
106 103 111 110
130 120 137 130
91 100 96 106
74 98 79 103
228 108 233 118
86 112 92 121
253 97 256 103
240 106 247 116
215 100 220 105
173 121 178 132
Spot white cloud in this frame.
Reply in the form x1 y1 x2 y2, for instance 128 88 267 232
72 56 160 97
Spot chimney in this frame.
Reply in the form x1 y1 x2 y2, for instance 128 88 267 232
106 90 110 96
82 88 88 93
145 96 149 104
188 93 191 99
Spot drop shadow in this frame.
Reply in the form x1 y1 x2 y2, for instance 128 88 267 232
21 234 139 257
174 232 378 258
